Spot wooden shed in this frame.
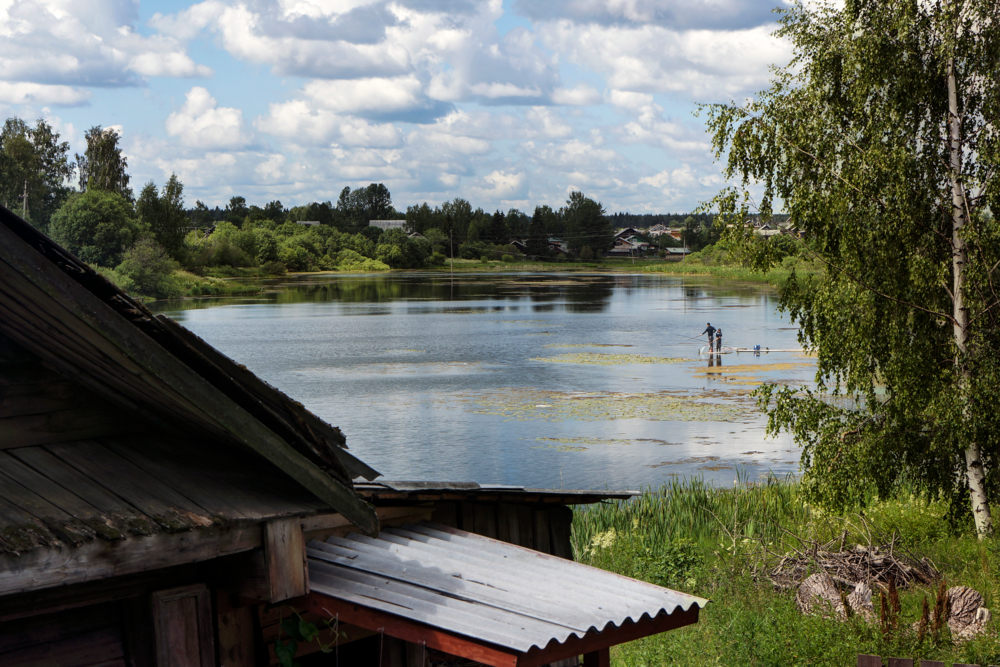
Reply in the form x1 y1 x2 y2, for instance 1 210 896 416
0 204 704 666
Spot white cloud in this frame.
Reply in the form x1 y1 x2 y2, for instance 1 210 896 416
539 22 791 101
303 76 423 114
551 84 601 106
0 81 89 105
166 87 251 149
515 0 787 31
0 0 212 87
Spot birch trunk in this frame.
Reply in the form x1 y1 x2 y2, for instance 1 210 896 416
947 55 994 538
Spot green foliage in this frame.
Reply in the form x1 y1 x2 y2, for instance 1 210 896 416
76 126 131 199
577 478 1000 666
428 251 446 266
49 190 143 267
0 117 74 228
114 235 181 299
136 174 187 259
501 254 514 263
334 249 390 272
375 228 427 269
703 0 1000 528
562 191 612 252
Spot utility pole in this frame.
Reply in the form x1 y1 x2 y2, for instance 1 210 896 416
22 179 28 218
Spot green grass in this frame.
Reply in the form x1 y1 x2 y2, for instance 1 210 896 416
573 476 1000 666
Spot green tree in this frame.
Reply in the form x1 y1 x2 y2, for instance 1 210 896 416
224 196 248 226
527 206 556 256
136 174 187 259
0 117 75 228
49 190 143 267
76 126 131 199
114 235 180 299
375 228 426 269
487 210 509 243
705 0 1000 535
562 191 611 253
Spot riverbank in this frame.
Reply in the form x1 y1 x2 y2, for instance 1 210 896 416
573 477 999 666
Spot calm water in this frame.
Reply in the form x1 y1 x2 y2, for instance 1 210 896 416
156 272 813 490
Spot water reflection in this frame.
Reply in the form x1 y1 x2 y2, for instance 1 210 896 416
155 272 810 489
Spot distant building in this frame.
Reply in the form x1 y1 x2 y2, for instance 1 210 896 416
369 220 406 230
295 220 321 226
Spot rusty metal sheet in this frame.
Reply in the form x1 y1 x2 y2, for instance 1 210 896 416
306 522 706 654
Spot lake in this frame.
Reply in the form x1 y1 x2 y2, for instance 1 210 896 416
155 272 813 490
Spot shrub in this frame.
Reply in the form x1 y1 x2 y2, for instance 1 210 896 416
278 244 311 271
114 236 181 299
335 249 390 272
49 190 144 267
260 260 286 275
480 255 489 263
501 254 514 263
579 245 595 260
429 252 446 266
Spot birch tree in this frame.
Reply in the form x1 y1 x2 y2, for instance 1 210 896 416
706 0 1000 536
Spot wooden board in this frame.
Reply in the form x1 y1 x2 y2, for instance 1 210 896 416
0 452 108 542
0 406 136 448
9 445 158 538
548 506 573 560
264 518 308 602
0 523 261 597
152 584 215 667
48 441 214 532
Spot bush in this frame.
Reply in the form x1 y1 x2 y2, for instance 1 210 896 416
335 249 390 272
579 245 595 260
501 254 514 263
429 252 446 266
278 244 311 271
260 261 286 275
480 255 489 263
49 190 144 267
113 236 181 299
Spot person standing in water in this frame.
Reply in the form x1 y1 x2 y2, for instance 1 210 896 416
715 327 723 353
700 322 716 352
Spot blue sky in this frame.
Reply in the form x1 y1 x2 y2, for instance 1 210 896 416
0 0 792 213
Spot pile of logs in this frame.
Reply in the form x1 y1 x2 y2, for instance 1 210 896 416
770 541 939 592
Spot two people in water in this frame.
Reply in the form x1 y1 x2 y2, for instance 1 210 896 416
701 322 723 352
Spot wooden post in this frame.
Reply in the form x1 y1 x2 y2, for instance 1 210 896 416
919 661 945 667
264 518 308 602
583 648 610 667
857 657 882 667
887 659 913 667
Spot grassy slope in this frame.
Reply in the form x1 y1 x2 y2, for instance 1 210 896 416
573 478 1000 666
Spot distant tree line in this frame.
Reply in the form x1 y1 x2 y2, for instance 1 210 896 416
2 113 730 299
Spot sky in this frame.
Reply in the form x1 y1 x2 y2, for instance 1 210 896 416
0 0 794 213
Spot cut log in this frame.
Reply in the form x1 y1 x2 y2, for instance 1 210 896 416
947 586 990 642
847 582 875 622
796 573 847 620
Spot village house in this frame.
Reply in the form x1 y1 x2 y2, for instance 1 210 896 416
0 205 704 667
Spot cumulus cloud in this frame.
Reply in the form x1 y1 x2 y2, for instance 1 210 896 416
515 0 786 31
551 84 602 106
540 22 791 101
166 87 251 149
0 81 89 106
0 0 212 88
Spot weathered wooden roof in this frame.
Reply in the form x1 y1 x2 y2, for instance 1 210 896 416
0 434 328 555
0 204 379 536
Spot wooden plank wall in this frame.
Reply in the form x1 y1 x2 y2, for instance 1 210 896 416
431 501 575 559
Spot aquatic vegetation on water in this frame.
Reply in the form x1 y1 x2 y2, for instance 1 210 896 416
692 362 813 375
534 436 633 447
465 388 750 422
543 343 635 348
533 353 688 366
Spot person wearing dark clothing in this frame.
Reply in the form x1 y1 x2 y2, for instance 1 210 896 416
700 323 716 351
715 328 723 352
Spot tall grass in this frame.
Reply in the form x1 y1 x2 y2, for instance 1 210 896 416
572 476 1000 666
572 471 808 558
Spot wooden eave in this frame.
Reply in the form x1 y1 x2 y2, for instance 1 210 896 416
0 206 378 535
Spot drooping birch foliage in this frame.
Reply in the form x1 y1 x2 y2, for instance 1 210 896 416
705 0 1000 535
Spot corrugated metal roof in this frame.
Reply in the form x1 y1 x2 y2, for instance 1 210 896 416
306 522 706 654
